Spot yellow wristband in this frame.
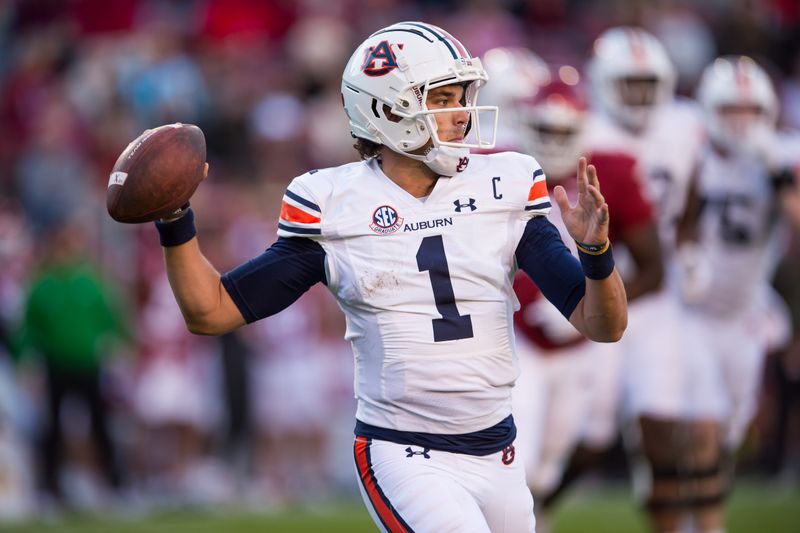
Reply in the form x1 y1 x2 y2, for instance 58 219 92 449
575 240 610 255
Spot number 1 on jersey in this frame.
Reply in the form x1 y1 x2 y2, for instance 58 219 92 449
416 235 474 342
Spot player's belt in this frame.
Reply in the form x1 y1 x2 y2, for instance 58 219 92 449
354 414 516 456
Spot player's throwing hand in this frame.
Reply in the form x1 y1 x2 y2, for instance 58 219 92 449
552 157 610 246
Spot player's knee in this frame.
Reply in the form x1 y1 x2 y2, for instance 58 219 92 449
645 459 727 513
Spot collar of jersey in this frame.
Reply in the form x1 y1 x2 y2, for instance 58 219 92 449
366 158 448 207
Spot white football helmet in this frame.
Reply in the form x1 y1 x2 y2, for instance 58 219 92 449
588 27 676 130
341 21 498 176
479 47 550 149
696 55 778 156
519 78 587 179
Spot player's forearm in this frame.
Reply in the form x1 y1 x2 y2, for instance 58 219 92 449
624 267 662 302
163 238 241 335
573 270 627 342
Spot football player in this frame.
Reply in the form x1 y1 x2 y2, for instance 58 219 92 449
675 55 800 532
584 27 709 533
153 22 627 531
508 74 663 528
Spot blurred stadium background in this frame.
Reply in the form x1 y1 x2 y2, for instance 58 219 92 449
0 0 799 531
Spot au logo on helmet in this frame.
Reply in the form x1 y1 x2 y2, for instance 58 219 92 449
361 41 404 77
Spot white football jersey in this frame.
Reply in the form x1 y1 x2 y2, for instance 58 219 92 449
689 143 790 317
585 99 706 256
277 153 550 434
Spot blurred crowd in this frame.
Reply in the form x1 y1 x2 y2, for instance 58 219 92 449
0 0 799 523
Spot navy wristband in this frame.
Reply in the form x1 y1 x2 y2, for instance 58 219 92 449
771 168 796 192
154 207 196 247
578 245 615 280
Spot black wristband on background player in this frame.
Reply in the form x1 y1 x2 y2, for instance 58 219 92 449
771 167 797 191
577 242 615 280
154 206 196 247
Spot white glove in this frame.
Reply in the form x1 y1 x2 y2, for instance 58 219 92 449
744 122 779 171
676 242 712 304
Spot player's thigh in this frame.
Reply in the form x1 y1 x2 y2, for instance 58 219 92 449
682 312 728 422
511 349 549 480
622 291 688 420
535 350 594 467
716 321 764 406
579 341 621 447
353 437 490 533
480 447 536 533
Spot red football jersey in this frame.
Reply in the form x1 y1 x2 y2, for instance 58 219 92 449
513 151 653 351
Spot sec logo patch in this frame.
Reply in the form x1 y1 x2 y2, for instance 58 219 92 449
370 205 403 235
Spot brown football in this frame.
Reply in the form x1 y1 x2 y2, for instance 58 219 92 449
107 123 206 223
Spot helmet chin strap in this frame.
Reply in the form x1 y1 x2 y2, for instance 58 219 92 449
384 143 471 177
422 145 471 177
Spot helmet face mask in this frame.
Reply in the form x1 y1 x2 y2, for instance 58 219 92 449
589 27 676 131
615 76 659 107
696 56 777 156
342 22 498 175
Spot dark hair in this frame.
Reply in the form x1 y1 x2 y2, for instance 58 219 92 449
353 137 382 160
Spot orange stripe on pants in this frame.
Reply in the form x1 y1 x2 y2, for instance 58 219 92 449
354 437 412 533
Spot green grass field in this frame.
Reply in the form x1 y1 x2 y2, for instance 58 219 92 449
6 480 798 532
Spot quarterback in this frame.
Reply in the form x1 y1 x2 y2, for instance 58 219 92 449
154 22 627 532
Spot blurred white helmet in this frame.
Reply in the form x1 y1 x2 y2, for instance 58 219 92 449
341 21 498 176
480 47 550 107
588 26 676 130
519 77 587 179
479 47 551 149
696 55 778 155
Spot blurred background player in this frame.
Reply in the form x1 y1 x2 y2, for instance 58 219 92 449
479 46 550 151
506 71 663 530
584 26 711 533
675 54 800 532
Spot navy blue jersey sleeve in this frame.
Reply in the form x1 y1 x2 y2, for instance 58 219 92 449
515 216 585 319
220 237 327 323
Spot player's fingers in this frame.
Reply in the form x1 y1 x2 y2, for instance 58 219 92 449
576 157 588 195
587 164 600 190
553 185 571 212
598 202 610 226
587 184 605 207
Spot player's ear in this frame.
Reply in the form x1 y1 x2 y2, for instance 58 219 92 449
203 163 209 180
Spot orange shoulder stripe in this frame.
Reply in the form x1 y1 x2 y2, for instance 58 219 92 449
527 180 548 202
280 201 321 224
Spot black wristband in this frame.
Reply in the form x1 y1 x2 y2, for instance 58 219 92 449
578 244 615 280
771 168 797 191
154 207 196 247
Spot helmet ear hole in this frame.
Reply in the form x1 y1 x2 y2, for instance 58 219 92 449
382 104 403 123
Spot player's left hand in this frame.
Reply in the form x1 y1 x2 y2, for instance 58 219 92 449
553 157 610 246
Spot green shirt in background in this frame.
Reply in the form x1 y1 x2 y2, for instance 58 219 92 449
19 262 126 372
